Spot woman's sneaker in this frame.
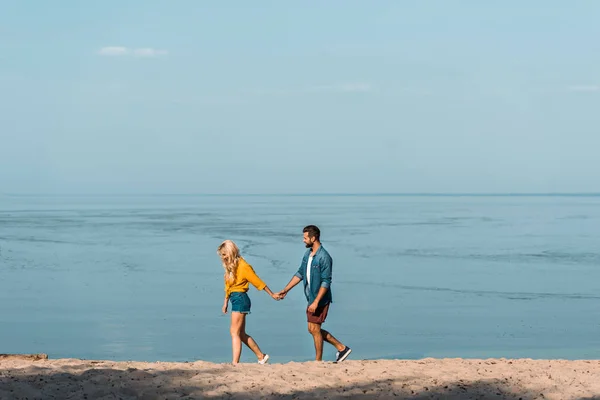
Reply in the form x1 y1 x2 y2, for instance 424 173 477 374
335 346 352 363
258 354 270 365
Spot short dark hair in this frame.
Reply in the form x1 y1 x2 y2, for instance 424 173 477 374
303 225 320 241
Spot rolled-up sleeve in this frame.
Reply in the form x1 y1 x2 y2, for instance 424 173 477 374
243 263 267 291
294 258 305 280
320 255 332 289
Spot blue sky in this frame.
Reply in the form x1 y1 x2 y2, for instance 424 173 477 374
1 1 599 194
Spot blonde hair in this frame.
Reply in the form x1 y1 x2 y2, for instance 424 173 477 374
218 240 241 282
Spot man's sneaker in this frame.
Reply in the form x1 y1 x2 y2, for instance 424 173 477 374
335 346 352 363
258 354 270 365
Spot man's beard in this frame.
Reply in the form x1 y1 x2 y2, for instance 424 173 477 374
305 241 313 248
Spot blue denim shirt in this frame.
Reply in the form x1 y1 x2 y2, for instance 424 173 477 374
294 245 333 307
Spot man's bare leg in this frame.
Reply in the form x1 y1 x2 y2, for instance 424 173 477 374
308 322 324 361
321 328 345 352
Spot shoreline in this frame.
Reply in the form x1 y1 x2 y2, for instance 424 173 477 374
1 355 599 399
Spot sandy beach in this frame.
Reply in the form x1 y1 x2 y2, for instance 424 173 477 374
1 355 599 399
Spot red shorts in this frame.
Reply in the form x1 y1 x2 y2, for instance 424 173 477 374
307 302 330 324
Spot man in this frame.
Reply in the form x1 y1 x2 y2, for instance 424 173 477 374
278 225 351 362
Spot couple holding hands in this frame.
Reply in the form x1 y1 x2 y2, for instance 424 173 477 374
218 225 352 365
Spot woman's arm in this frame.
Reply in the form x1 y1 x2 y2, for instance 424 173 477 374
242 262 267 291
223 278 230 314
240 260 280 300
262 285 280 300
222 294 229 314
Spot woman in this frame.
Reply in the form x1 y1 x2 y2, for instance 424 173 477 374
218 240 279 365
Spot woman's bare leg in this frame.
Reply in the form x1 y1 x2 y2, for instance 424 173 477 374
230 312 245 364
240 314 265 361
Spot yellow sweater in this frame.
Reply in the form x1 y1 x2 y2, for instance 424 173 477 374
224 258 266 297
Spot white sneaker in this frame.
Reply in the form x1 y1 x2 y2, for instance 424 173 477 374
258 354 270 365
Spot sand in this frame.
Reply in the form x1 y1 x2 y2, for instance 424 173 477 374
1 355 599 399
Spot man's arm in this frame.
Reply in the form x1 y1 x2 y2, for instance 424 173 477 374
320 254 332 290
294 257 305 281
279 275 302 298
307 255 332 312
307 287 328 312
278 255 306 298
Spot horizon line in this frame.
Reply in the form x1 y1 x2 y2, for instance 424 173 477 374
3 192 600 197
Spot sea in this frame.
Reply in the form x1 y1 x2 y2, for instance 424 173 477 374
1 194 599 363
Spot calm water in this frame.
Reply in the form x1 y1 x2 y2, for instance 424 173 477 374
1 195 599 363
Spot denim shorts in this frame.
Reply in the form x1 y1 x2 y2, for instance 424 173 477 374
229 292 251 314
